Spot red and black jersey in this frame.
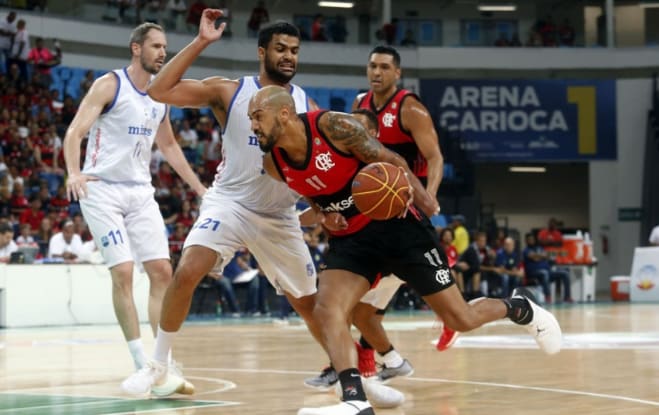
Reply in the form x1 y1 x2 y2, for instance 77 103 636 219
271 110 371 237
357 88 428 178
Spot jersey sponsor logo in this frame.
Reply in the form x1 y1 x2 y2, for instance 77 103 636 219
306 262 315 277
322 195 354 212
127 125 153 136
248 135 258 146
435 268 451 286
382 112 396 128
314 151 335 172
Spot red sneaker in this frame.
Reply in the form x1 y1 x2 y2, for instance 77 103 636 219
356 342 376 377
436 326 460 351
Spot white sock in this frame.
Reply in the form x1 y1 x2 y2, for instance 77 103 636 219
382 349 404 369
154 326 177 365
127 338 147 370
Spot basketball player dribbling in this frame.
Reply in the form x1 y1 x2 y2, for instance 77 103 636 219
304 110 415 389
249 85 563 415
63 23 206 395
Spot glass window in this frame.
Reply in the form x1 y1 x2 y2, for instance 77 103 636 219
461 19 518 46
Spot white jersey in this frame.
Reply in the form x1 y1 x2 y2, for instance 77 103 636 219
211 76 309 213
82 68 167 184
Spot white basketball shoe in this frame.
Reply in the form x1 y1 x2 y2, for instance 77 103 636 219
298 400 375 415
121 360 194 397
512 288 563 354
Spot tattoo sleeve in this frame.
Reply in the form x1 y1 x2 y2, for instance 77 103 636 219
324 112 384 163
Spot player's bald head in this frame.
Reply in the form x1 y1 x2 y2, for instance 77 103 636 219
250 85 296 113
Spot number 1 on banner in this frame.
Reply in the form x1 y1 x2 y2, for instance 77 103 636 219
567 86 597 155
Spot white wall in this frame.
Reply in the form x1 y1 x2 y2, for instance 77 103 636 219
0 264 150 327
589 78 650 291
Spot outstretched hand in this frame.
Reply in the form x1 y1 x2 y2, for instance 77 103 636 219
198 9 227 43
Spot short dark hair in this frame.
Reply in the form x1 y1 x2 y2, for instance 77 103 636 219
129 22 164 50
0 222 12 234
351 109 379 133
369 45 401 67
258 21 300 48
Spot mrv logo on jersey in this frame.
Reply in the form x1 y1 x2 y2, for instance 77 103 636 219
127 125 153 136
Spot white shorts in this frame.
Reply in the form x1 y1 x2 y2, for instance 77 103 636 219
184 193 317 298
80 181 169 268
360 274 404 310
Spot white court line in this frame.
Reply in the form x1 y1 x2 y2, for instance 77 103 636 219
185 375 237 396
1 376 237 398
406 377 659 407
0 392 240 414
0 399 128 413
187 366 659 408
2 401 240 415
111 402 241 415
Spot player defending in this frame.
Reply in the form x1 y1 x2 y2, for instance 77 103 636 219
249 85 562 415
120 10 327 397
63 23 206 394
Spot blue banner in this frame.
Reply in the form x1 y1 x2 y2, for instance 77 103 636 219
420 79 617 161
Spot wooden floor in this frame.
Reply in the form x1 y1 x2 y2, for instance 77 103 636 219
2 302 659 414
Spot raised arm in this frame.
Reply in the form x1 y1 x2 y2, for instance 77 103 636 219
63 73 116 200
319 111 439 217
147 9 236 114
401 97 444 198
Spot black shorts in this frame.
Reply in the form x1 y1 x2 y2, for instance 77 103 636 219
324 210 455 296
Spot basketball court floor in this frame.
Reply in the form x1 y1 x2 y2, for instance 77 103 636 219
1 302 658 414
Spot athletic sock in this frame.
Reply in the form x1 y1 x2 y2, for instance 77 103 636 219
127 338 147 370
381 348 403 368
338 368 367 401
503 298 534 325
154 326 177 365
359 335 373 350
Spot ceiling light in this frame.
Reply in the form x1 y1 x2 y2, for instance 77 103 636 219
509 166 546 173
478 4 517 12
318 1 354 8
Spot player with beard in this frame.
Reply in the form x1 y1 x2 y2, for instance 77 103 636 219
120 9 328 397
63 23 205 394
248 86 562 415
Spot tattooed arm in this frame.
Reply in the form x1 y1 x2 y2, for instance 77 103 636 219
318 111 439 217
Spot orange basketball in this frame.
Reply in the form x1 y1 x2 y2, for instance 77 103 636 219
351 162 410 220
